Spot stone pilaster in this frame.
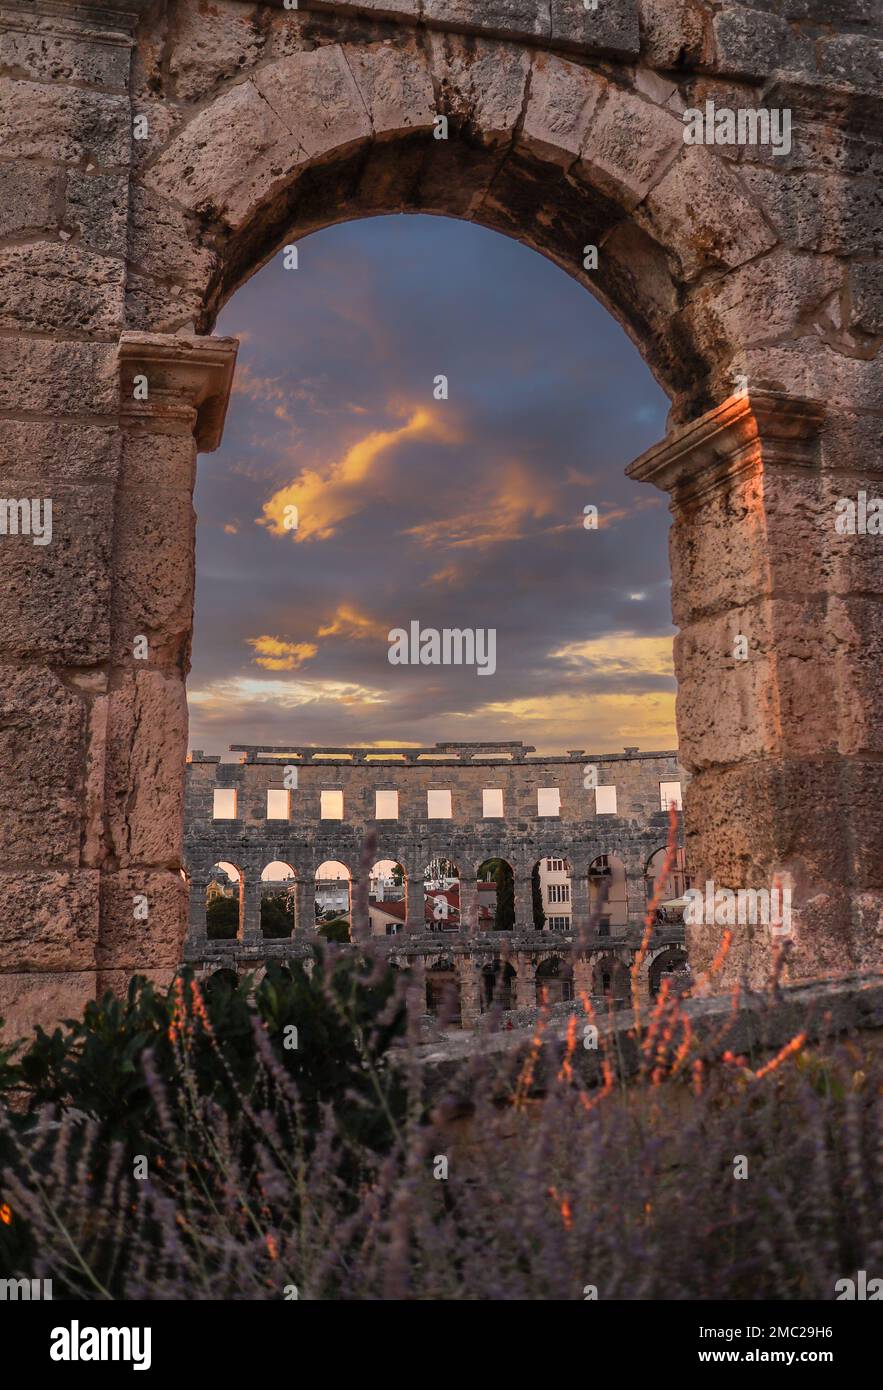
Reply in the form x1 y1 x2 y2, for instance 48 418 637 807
459 875 478 933
295 879 314 936
628 388 883 985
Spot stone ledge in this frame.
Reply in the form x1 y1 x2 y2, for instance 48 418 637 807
412 970 883 1091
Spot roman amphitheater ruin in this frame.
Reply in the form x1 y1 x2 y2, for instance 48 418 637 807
185 741 691 1026
0 0 881 1037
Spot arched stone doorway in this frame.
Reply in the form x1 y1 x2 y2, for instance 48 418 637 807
2 3 880 1033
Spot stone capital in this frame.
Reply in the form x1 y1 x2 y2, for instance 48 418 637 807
626 390 826 509
118 333 239 452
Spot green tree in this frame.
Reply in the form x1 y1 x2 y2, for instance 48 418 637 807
260 893 293 939
532 861 547 930
206 894 238 939
319 918 351 943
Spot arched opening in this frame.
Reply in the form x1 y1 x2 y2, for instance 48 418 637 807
315 861 351 942
423 858 460 932
260 860 296 939
588 855 628 937
425 959 461 1026
592 955 631 1006
646 846 691 915
477 858 515 932
649 948 690 999
532 856 572 933
481 959 516 1011
205 861 242 940
535 955 574 1006
368 858 406 936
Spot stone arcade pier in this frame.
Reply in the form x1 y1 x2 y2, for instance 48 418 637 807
0 0 881 1038
184 741 690 1026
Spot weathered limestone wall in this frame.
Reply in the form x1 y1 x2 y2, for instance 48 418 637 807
0 0 881 1036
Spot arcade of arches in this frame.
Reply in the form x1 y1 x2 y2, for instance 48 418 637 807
1 0 881 1037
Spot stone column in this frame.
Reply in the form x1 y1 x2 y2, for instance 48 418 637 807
187 873 208 946
295 879 314 937
628 389 882 985
457 956 481 1029
405 869 425 934
513 874 535 932
92 334 238 988
242 878 262 944
515 955 536 1009
459 875 478 933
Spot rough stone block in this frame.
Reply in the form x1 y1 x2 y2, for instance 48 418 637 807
0 871 99 974
0 79 130 165
0 162 60 238
576 85 683 209
0 421 119 484
520 53 605 167
110 485 195 655
65 170 129 257
0 338 117 416
0 665 89 865
145 79 304 227
550 0 640 56
850 262 883 334
422 0 547 40
740 166 883 256
678 250 842 354
125 272 205 334
98 870 188 971
637 0 712 68
253 46 372 156
0 19 130 89
713 7 814 80
0 971 99 1045
818 34 883 93
104 672 189 867
0 484 113 663
428 33 531 145
129 186 217 287
0 244 125 334
637 147 778 279
120 430 195 491
169 0 267 102
345 40 436 138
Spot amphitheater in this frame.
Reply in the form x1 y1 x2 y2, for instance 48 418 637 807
185 741 690 1026
0 0 881 1039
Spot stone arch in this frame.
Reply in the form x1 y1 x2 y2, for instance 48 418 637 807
591 954 631 1003
368 858 407 936
531 853 573 933
480 957 517 1011
259 859 297 940
648 947 690 999
476 856 515 933
315 859 352 940
588 853 628 937
425 956 461 1024
534 952 574 1006
645 845 690 908
1 0 878 1037
205 860 243 941
422 856 461 932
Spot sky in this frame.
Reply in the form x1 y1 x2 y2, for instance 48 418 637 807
189 214 677 761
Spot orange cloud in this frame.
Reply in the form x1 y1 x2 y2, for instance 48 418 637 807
259 408 459 543
247 635 319 671
316 604 388 642
402 460 554 550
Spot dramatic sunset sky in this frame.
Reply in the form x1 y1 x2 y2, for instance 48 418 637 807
188 214 677 760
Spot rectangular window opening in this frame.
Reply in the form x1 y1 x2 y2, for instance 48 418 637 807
375 790 399 819
427 789 453 819
482 788 504 818
320 789 344 820
537 787 560 817
213 788 237 820
595 785 618 815
266 789 290 820
660 780 683 811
